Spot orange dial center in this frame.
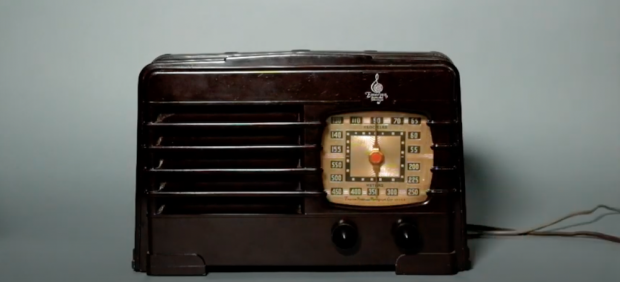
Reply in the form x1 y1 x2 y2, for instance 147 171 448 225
369 151 384 165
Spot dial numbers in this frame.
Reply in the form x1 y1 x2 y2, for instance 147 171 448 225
367 188 379 196
391 117 404 125
410 117 421 125
331 117 344 124
408 131 421 139
330 131 343 139
407 176 420 184
407 146 421 154
330 174 343 182
407 188 420 196
321 111 434 207
370 117 383 124
386 188 399 196
331 161 344 169
350 117 363 124
350 188 363 196
331 188 343 195
407 162 421 171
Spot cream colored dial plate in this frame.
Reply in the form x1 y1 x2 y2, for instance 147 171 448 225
321 111 433 207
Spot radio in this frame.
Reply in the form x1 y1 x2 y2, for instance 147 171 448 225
133 50 471 276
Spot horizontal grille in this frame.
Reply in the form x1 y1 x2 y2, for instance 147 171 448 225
143 103 322 215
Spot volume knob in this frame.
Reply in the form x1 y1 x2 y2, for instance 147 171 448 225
393 220 422 254
331 220 358 250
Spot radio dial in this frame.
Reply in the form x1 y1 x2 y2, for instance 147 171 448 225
321 112 434 208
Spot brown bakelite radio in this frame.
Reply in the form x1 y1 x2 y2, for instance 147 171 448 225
133 50 470 276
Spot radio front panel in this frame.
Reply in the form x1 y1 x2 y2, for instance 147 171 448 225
134 51 469 276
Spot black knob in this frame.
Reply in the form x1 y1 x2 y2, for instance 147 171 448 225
331 220 358 250
393 220 422 254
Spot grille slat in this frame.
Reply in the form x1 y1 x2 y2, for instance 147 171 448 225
147 121 320 129
156 181 301 193
154 197 304 215
148 168 318 175
158 136 298 146
149 144 316 152
144 103 315 215
149 191 323 197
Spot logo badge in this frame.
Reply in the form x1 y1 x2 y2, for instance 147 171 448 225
365 73 388 104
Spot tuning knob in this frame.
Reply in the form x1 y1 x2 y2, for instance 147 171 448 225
331 220 358 250
393 219 422 254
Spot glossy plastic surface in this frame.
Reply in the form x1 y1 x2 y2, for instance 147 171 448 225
134 50 469 276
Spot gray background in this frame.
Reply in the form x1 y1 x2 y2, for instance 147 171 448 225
0 0 619 281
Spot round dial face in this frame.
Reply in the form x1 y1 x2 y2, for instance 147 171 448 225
320 111 433 207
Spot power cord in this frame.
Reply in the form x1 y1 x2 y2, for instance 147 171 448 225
467 205 620 244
